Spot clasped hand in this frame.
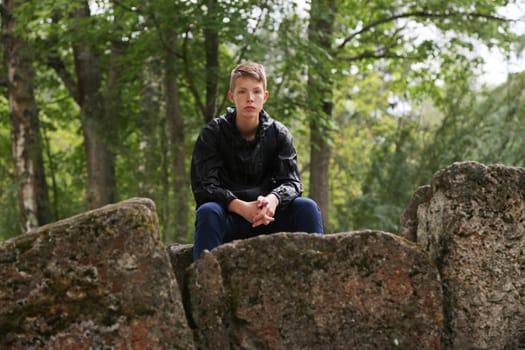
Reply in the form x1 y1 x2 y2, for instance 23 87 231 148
228 194 279 228
251 194 278 227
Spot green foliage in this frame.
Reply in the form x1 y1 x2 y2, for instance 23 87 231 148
1 0 524 240
421 71 525 171
329 70 421 232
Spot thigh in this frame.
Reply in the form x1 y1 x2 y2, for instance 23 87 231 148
196 201 226 217
225 197 323 241
271 197 323 233
224 213 259 242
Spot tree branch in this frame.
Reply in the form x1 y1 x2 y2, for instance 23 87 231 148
46 52 80 105
112 0 183 60
338 11 511 50
181 32 207 120
344 50 420 62
111 0 139 13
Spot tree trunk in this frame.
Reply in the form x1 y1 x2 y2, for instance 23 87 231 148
204 0 220 123
2 0 50 232
159 114 171 243
308 102 332 232
165 30 189 242
307 0 336 232
71 1 117 209
138 60 161 199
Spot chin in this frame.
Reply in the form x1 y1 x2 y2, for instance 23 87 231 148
240 111 259 118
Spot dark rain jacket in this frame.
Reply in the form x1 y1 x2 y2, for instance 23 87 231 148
190 107 302 211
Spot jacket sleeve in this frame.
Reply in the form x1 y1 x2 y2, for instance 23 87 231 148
270 123 303 211
190 124 237 208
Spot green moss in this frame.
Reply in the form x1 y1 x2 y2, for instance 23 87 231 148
13 234 37 255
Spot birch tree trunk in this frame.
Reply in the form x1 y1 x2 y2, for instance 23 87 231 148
2 0 50 232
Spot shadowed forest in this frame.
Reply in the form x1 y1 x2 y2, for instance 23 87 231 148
1 0 524 244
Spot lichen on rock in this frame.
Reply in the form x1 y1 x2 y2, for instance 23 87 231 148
401 161 525 349
0 197 194 349
185 231 443 349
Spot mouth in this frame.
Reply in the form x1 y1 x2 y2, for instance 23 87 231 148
244 106 256 112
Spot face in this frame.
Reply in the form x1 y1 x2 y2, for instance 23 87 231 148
228 76 269 121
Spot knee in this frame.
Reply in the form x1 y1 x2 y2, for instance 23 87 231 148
196 202 224 219
293 197 323 233
296 197 321 214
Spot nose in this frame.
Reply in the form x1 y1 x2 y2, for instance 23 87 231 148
247 92 254 102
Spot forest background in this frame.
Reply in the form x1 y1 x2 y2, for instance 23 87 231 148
1 0 524 244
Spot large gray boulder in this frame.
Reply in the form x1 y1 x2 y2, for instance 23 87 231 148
0 198 194 349
400 161 525 349
185 231 443 349
6 160 525 349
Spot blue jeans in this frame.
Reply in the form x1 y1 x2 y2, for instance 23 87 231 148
193 197 323 260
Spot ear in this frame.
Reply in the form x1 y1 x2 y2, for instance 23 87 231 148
228 90 234 103
263 90 269 102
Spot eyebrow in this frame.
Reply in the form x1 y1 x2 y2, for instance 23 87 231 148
237 87 262 91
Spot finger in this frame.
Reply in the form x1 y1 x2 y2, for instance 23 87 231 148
257 197 268 209
256 202 263 209
252 211 264 221
253 208 270 222
252 215 274 227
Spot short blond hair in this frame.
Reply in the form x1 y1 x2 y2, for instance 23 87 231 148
229 62 267 92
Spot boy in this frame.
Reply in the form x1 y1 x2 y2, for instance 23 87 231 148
190 62 323 260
